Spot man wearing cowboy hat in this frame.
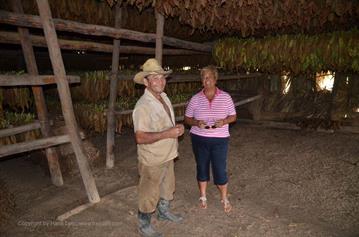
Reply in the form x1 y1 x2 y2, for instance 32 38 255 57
132 58 184 237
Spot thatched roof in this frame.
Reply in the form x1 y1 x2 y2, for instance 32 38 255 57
0 0 216 42
111 0 359 37
1 0 358 41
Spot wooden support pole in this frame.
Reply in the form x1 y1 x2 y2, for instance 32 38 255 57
0 134 72 158
330 72 348 121
0 31 206 55
0 10 212 52
36 0 100 203
0 74 80 86
155 11 164 64
106 4 122 169
11 0 63 187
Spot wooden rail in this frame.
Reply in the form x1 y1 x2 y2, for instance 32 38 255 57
0 120 55 138
0 134 71 158
0 121 41 138
113 95 261 121
0 31 206 55
113 72 262 83
0 75 80 86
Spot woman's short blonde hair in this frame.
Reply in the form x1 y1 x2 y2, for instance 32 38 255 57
200 65 218 81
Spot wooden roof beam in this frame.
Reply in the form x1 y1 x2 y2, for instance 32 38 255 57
0 10 212 52
0 31 207 55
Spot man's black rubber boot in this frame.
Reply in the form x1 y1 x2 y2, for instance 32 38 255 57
138 211 163 237
157 198 183 223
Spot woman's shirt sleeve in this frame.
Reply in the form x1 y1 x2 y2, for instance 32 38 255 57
185 96 197 118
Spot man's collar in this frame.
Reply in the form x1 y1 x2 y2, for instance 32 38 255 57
144 88 167 101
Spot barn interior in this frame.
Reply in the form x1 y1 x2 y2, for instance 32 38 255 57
0 0 358 236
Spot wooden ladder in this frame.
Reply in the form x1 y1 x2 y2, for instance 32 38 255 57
0 0 100 203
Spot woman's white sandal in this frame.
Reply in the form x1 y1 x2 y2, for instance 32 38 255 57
199 196 207 209
221 198 232 213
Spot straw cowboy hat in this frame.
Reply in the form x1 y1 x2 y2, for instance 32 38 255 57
133 58 172 84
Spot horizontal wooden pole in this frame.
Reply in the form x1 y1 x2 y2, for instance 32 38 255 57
234 95 262 106
54 125 87 140
113 109 132 116
0 31 206 55
340 126 359 134
168 73 262 83
0 134 70 158
0 119 54 138
173 102 187 108
113 101 188 116
57 202 94 222
238 119 301 131
0 10 212 52
114 72 261 83
0 121 40 138
114 95 258 118
0 74 80 86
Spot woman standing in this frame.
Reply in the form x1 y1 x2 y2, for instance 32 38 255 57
184 65 237 213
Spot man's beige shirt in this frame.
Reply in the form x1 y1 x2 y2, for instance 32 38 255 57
132 89 178 166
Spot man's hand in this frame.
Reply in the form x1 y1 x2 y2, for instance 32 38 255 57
168 124 184 138
175 124 185 136
136 124 185 144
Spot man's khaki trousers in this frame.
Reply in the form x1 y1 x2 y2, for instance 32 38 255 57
138 160 175 213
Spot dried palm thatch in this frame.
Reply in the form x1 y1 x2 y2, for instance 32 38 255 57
110 0 358 36
0 0 113 26
0 0 211 42
1 0 357 39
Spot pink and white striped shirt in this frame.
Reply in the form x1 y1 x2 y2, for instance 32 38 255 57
185 88 236 138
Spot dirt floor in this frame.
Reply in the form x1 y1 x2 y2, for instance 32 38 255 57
0 124 359 237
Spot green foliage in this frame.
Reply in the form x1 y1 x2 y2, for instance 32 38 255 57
0 112 36 129
168 93 192 104
0 112 39 145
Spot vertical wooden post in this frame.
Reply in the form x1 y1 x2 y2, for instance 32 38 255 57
330 72 348 121
36 0 100 203
11 0 63 186
250 75 266 121
106 4 122 169
155 10 164 64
